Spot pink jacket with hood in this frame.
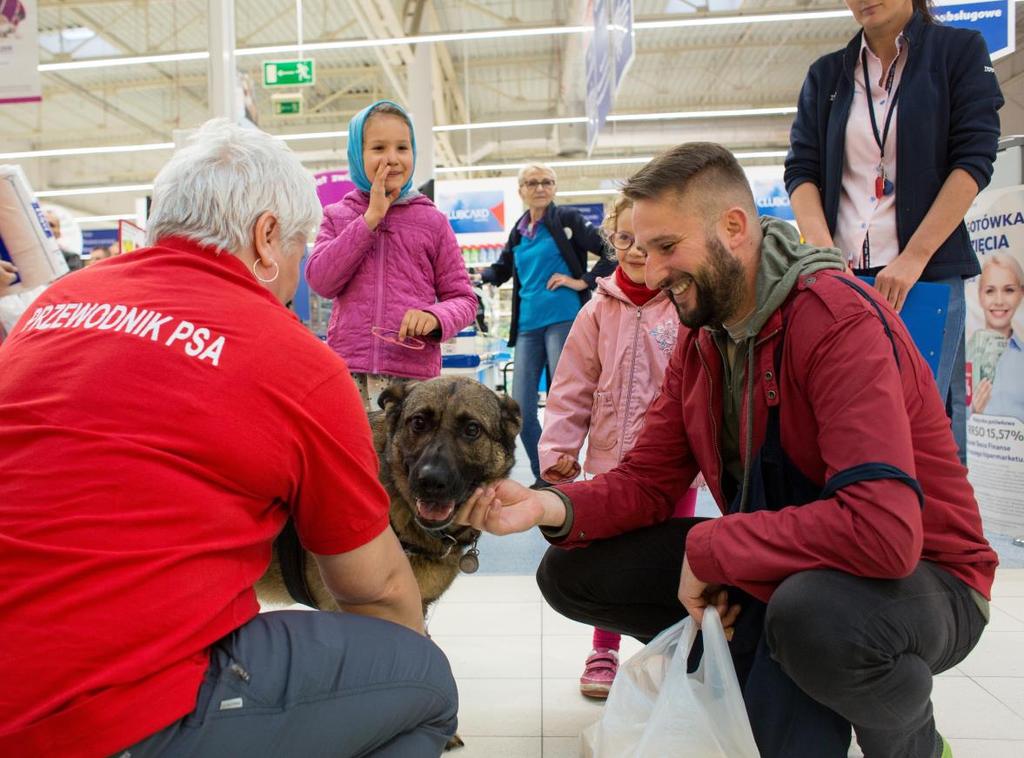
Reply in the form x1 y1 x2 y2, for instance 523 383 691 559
540 273 681 481
306 190 476 380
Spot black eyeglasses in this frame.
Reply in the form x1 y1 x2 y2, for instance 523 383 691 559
609 231 636 251
521 179 555 189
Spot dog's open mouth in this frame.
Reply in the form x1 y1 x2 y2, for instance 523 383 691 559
414 498 458 529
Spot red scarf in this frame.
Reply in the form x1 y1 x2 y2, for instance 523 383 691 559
615 266 659 307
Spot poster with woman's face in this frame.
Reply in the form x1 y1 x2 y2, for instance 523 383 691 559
964 185 1024 535
965 190 1024 422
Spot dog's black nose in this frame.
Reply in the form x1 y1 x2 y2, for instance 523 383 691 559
414 463 449 498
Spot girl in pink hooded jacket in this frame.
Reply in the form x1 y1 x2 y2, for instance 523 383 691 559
306 100 476 408
539 196 698 698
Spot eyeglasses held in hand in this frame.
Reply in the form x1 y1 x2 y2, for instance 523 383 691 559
610 231 637 251
521 179 555 189
371 326 425 350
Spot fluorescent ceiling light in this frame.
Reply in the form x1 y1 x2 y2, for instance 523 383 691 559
39 51 208 72
34 148 786 197
0 142 174 160
558 189 621 197
235 25 588 58
6 107 793 160
436 150 785 175
277 130 348 141
434 117 586 133
732 150 788 159
633 10 850 30
35 183 154 198
73 214 136 223
37 9 854 73
609 107 796 122
436 156 649 174
435 107 796 132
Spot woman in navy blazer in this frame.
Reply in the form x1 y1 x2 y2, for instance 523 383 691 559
785 0 1003 462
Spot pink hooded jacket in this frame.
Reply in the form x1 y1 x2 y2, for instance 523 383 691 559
306 190 476 380
540 274 682 481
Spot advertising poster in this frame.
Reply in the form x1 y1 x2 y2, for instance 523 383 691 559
964 185 1024 535
435 177 522 247
744 166 796 224
0 0 42 104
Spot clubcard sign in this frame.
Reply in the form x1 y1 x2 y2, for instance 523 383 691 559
744 166 796 224
435 178 522 246
442 190 506 235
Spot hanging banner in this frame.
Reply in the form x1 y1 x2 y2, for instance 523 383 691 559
934 0 1014 60
0 0 42 104
964 185 1024 535
585 0 613 156
610 0 635 94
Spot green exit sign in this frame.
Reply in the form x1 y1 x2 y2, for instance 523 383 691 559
262 59 315 87
275 98 302 115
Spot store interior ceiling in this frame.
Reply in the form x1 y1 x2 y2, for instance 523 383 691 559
6 0 1024 221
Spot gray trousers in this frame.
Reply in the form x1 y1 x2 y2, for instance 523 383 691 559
116 610 458 758
538 519 988 758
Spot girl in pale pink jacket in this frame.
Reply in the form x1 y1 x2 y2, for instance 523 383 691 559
306 100 475 409
539 196 697 698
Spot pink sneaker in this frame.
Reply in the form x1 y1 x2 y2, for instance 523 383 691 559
580 648 619 699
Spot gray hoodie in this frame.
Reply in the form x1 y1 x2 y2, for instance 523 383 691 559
712 217 845 510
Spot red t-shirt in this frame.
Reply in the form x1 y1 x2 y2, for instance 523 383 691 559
0 237 391 757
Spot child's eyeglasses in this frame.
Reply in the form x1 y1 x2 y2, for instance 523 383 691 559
610 232 636 251
371 326 425 350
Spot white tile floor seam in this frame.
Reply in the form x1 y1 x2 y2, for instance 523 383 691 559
429 568 1024 757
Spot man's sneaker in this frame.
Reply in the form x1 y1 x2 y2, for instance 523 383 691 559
580 648 619 699
939 733 953 758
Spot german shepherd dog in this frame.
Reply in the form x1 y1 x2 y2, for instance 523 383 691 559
257 375 521 612
257 376 521 750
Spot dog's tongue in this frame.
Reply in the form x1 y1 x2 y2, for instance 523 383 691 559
415 498 457 523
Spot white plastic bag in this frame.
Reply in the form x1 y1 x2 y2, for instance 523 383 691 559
581 608 759 758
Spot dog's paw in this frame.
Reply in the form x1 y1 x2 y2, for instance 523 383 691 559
444 733 465 751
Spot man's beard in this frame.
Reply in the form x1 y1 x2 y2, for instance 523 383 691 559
666 236 746 329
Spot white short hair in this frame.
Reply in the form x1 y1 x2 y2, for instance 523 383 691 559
146 119 321 253
517 163 557 184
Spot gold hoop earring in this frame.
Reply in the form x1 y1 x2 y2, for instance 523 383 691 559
252 258 280 284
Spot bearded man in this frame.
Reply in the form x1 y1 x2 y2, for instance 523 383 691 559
453 142 995 758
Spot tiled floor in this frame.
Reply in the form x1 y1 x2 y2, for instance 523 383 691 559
429 569 1024 758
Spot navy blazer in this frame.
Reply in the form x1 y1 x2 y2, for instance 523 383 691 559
784 11 1003 280
481 202 616 347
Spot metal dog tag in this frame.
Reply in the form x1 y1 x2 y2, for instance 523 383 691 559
459 549 479 574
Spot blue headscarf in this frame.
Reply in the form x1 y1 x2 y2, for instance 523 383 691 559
347 99 417 200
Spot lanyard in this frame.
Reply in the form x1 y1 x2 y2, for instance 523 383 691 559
862 47 901 161
862 47 901 199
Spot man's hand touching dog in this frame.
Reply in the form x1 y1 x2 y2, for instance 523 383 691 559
454 480 566 535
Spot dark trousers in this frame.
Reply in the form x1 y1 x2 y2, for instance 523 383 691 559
116 610 459 758
537 519 987 758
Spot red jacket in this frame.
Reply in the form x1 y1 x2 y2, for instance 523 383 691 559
555 270 997 602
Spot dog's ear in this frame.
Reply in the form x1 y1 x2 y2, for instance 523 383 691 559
378 380 416 426
497 393 522 454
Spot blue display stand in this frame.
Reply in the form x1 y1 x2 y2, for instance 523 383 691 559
858 277 950 380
